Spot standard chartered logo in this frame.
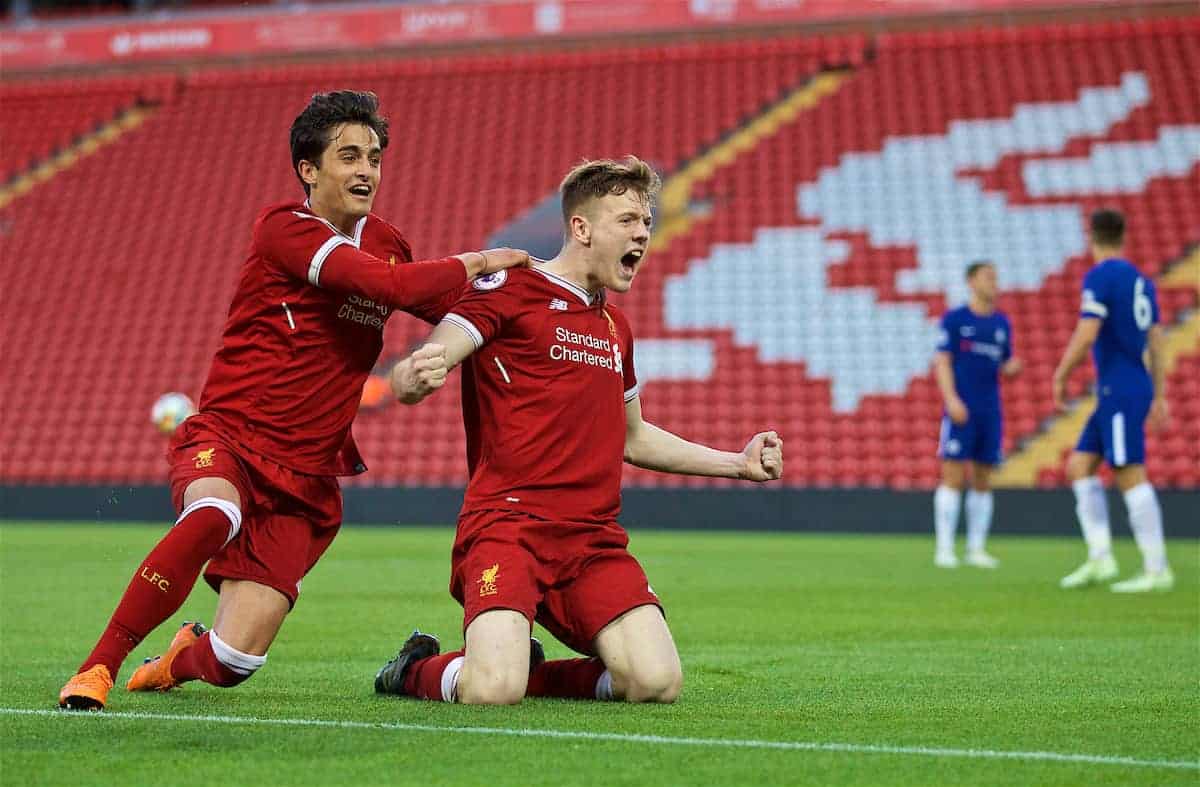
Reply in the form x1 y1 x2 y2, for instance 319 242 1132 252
337 295 390 331
549 326 621 373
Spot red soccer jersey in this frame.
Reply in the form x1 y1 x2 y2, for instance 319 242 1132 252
445 266 639 523
197 201 467 476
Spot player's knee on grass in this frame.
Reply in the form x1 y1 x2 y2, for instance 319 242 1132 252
457 659 528 705
207 629 266 687
612 658 683 703
459 609 531 704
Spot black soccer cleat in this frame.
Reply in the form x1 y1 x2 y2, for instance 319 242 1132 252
529 637 545 674
374 630 440 696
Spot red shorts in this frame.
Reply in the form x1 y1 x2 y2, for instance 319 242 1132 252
167 416 342 607
450 510 662 655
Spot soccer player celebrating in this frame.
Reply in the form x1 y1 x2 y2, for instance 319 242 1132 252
57 91 528 710
1055 210 1173 593
932 261 1021 569
374 157 783 704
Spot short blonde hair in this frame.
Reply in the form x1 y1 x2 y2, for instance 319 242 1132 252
560 155 661 223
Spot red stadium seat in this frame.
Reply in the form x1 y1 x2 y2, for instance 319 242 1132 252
0 22 1195 491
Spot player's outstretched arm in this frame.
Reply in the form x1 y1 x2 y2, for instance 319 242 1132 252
622 397 783 481
390 320 479 405
260 211 528 310
317 247 527 311
1052 318 1101 411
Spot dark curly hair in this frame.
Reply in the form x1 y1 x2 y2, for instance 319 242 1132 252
290 90 390 195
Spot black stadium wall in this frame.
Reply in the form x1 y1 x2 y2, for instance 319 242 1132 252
1 486 1196 538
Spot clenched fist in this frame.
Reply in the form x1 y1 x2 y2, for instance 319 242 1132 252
391 343 448 405
741 431 784 482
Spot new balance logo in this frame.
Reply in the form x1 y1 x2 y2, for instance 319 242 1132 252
549 299 569 311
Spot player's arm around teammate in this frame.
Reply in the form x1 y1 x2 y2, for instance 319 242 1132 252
57 90 530 713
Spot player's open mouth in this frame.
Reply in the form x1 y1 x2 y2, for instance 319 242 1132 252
620 249 643 275
348 184 372 198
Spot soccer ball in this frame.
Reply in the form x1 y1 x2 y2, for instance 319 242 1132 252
150 392 196 435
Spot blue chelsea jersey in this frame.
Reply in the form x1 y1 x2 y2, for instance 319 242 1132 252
936 306 1013 412
1080 258 1158 399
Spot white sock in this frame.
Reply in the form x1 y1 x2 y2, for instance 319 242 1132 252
934 485 962 556
441 656 465 703
595 670 614 701
1123 482 1168 574
965 490 994 553
1072 477 1112 560
209 630 267 676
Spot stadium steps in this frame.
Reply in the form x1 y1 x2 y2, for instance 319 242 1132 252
651 70 851 253
994 246 1200 487
0 105 154 211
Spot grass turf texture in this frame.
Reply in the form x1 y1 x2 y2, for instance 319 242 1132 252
1 522 1196 787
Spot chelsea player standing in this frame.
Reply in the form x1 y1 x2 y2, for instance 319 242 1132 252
933 261 1022 568
1054 210 1172 593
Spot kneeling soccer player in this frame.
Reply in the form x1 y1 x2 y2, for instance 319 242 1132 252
374 156 784 704
57 90 527 710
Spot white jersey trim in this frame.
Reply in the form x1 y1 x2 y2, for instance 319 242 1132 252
443 313 484 349
623 384 640 403
533 267 595 305
308 235 349 287
290 206 367 287
290 209 365 247
298 201 368 246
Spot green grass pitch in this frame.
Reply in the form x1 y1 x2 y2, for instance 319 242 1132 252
1 522 1196 786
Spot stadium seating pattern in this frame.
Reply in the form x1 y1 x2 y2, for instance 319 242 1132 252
0 20 1195 490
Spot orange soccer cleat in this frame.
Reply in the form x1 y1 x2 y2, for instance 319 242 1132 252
125 621 207 693
58 664 114 711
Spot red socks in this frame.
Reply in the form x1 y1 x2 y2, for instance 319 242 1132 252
170 631 254 687
78 500 237 678
404 652 608 702
527 658 608 700
404 651 465 700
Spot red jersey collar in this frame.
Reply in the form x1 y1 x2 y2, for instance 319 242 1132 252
300 199 368 247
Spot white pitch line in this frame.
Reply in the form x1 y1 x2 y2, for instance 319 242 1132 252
2 708 1196 771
